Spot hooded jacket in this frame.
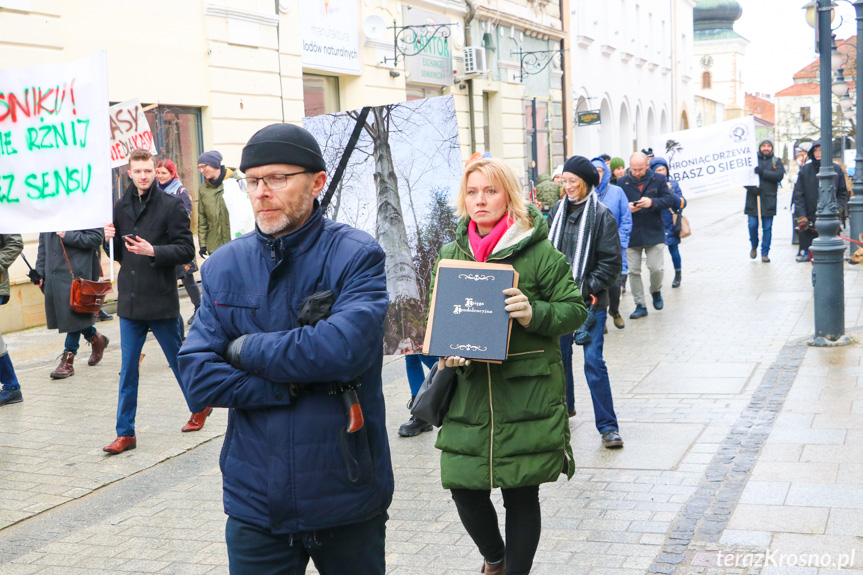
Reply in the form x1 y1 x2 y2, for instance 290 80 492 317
616 168 675 247
793 143 848 222
648 157 688 246
593 157 632 272
177 201 393 533
744 139 786 218
198 167 242 253
433 204 585 490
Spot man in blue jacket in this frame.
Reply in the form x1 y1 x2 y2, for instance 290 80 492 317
617 152 674 319
177 124 393 574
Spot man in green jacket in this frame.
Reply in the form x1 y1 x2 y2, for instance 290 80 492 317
0 234 24 407
196 150 243 256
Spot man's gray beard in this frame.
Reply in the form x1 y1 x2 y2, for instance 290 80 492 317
255 204 311 237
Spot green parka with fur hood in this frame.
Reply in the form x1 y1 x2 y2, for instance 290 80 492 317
433 204 586 490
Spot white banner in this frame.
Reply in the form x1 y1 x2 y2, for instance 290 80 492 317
300 0 361 75
0 51 112 234
652 116 759 196
109 98 156 168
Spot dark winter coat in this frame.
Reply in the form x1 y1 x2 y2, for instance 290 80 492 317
616 169 675 247
36 230 103 334
649 158 688 246
434 205 585 490
744 140 786 218
0 234 23 301
792 146 848 223
108 182 195 321
548 198 622 309
177 201 393 534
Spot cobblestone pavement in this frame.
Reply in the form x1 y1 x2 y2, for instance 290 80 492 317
0 188 862 574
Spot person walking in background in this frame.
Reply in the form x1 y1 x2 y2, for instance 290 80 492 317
592 157 631 329
156 159 202 325
617 152 674 319
196 150 243 257
744 140 785 263
609 157 625 185
397 346 438 437
36 229 109 380
432 157 586 575
650 157 687 287
549 156 624 448
793 141 847 262
0 234 24 407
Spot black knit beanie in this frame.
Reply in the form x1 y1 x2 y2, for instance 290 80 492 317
240 123 327 173
562 155 599 188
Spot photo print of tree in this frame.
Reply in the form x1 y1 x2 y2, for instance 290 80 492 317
303 95 462 354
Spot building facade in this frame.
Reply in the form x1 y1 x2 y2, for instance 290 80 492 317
567 0 697 160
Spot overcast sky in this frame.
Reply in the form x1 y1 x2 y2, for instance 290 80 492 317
736 0 858 96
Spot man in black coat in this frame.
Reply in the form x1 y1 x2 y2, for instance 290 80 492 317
102 148 207 455
616 152 674 318
792 141 848 262
744 140 785 263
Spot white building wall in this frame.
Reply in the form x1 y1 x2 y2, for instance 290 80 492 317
568 0 695 160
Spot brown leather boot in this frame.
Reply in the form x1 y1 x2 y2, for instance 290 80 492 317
50 351 75 379
480 558 505 574
86 332 109 366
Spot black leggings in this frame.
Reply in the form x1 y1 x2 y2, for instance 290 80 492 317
450 485 541 575
181 272 201 309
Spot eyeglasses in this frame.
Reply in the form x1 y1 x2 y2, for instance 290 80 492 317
239 171 309 193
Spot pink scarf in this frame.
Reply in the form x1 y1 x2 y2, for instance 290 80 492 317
468 215 512 263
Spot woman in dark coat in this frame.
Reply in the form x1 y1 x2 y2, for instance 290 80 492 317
650 157 687 287
36 229 109 379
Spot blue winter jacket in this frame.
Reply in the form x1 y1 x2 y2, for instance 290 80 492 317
592 157 632 274
649 157 687 246
177 202 393 534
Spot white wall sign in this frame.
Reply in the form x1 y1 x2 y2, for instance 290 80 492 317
0 51 112 234
652 116 759 196
300 0 361 75
109 98 158 168
403 7 453 87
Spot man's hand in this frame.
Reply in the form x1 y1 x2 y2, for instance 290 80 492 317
629 202 641 213
56 231 66 239
438 356 471 370
124 235 155 257
104 223 115 240
225 335 248 370
755 166 763 175
199 245 208 258
796 217 811 232
504 287 532 327
634 197 653 209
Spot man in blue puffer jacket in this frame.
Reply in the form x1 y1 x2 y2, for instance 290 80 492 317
592 157 631 329
178 124 393 574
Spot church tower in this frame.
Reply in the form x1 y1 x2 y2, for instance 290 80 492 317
693 0 749 121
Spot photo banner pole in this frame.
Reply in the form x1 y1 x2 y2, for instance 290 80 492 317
320 106 371 211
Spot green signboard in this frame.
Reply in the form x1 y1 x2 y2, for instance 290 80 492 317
578 110 602 126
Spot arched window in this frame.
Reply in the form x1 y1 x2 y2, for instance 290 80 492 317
702 71 712 90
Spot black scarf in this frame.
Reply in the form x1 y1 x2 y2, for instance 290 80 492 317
207 166 227 187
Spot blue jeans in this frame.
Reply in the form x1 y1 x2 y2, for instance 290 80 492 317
116 317 199 436
225 513 387 575
406 353 437 396
65 326 96 354
748 215 773 255
667 244 682 271
559 309 619 434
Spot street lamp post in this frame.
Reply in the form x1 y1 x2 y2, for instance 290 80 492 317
848 2 863 265
809 0 851 346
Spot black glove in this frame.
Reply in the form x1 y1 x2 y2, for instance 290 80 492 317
28 269 42 285
199 245 208 258
574 310 597 346
224 334 248 370
754 166 762 175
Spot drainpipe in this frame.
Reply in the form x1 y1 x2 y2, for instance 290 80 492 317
670 0 676 131
560 0 571 157
465 0 477 153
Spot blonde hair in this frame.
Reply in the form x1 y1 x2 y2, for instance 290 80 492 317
455 157 531 227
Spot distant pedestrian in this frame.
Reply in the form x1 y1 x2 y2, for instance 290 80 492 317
641 148 655 160
397 344 437 437
552 164 563 183
617 152 674 318
609 157 625 185
592 157 631 329
650 157 687 287
36 229 109 379
793 141 848 262
549 156 624 448
156 159 202 326
102 148 209 455
0 234 24 407
744 140 785 263
196 150 250 257
434 157 585 575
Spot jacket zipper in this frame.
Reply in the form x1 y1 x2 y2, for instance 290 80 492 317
487 362 494 489
507 350 544 357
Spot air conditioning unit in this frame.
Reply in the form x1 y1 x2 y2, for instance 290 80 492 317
464 46 488 75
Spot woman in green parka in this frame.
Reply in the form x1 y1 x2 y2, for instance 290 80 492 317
432 157 586 575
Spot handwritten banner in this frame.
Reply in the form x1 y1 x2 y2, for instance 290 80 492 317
109 98 156 168
0 51 111 234
651 116 758 196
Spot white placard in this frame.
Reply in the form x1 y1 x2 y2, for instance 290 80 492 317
652 116 759 196
109 98 157 168
0 51 112 234
300 0 361 75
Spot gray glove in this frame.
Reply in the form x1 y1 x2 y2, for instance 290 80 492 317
225 335 248 370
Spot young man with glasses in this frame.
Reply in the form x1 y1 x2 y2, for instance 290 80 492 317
178 124 393 574
196 150 251 257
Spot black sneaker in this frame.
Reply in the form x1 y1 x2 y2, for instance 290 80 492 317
629 305 648 319
651 291 664 310
398 416 433 437
96 309 113 322
601 430 624 449
0 387 22 406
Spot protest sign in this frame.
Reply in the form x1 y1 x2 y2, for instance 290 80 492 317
109 98 156 168
0 51 112 234
652 116 758 196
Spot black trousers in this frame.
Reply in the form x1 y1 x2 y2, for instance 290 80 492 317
799 228 818 253
450 485 541 575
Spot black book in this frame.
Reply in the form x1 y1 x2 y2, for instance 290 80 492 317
423 259 518 362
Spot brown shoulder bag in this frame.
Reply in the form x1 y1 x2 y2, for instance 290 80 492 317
60 238 113 314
